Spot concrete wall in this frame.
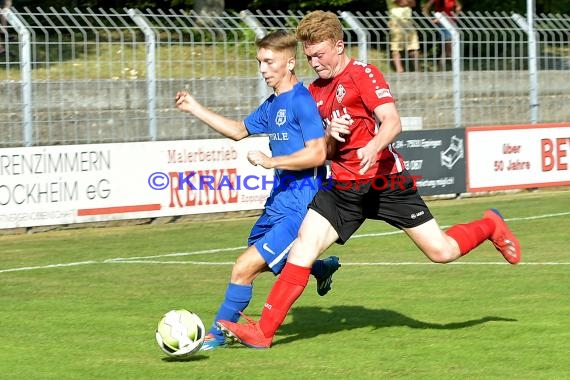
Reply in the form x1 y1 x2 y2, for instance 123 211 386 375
0 70 568 147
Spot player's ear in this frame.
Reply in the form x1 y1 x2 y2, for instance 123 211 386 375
335 40 344 55
287 57 295 71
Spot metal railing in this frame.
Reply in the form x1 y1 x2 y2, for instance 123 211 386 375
0 8 568 147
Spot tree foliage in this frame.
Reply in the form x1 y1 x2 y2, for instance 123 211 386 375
12 0 570 14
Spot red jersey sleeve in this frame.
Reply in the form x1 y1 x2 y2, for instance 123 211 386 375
348 60 394 113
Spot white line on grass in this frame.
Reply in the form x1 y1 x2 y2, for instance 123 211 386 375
104 246 247 263
108 260 236 265
0 260 98 273
113 211 570 261
351 211 570 239
1 211 569 274
107 260 570 266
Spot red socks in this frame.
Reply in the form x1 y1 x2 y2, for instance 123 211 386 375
259 262 310 338
446 218 495 256
256 218 495 338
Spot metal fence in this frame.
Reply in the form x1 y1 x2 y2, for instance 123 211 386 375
0 8 568 147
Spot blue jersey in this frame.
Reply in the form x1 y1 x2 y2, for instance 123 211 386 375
244 82 326 216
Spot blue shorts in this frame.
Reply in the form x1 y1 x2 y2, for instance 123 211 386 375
248 210 305 274
438 23 452 41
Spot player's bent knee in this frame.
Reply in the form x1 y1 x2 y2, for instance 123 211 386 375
229 264 248 283
288 238 321 267
230 265 259 284
230 256 266 283
424 247 456 264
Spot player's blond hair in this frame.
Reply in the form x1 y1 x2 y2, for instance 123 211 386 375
255 30 297 58
296 11 343 44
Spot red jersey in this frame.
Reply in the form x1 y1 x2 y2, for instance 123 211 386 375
309 59 405 180
435 0 458 17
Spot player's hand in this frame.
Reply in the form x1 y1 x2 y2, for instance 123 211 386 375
175 91 198 113
327 115 353 143
247 150 273 169
356 140 379 175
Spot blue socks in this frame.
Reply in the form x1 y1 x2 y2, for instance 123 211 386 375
208 283 252 341
208 260 326 342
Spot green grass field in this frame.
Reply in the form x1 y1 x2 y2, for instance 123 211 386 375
1 189 569 379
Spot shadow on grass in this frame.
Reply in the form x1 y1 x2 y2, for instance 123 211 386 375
276 305 517 346
161 354 209 362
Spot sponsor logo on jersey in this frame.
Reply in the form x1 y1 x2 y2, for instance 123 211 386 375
336 84 346 103
275 109 286 126
316 100 324 107
375 88 392 99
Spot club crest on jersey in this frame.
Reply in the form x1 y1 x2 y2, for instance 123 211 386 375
335 84 346 103
275 109 286 126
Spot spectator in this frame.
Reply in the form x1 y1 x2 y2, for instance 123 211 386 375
0 0 12 56
423 0 462 70
387 0 420 73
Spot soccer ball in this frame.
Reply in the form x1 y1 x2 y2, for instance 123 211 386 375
155 309 205 357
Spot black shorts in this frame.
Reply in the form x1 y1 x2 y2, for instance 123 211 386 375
308 169 433 244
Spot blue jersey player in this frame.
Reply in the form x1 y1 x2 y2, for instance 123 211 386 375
175 30 341 351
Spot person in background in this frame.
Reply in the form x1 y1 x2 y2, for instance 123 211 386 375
423 0 462 70
387 0 420 73
0 0 12 56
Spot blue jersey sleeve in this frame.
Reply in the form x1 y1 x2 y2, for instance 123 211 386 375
244 96 273 135
293 89 325 142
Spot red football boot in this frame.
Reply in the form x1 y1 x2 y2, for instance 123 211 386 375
217 314 272 349
483 209 521 264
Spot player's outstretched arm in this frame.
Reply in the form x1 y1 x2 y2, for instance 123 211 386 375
247 137 326 170
175 90 248 141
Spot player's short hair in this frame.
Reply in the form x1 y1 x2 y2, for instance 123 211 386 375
255 30 297 58
296 11 343 45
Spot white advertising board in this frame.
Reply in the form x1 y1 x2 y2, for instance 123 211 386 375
0 138 272 229
466 123 570 192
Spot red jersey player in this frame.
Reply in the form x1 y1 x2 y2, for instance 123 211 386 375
309 57 405 180
218 10 521 349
